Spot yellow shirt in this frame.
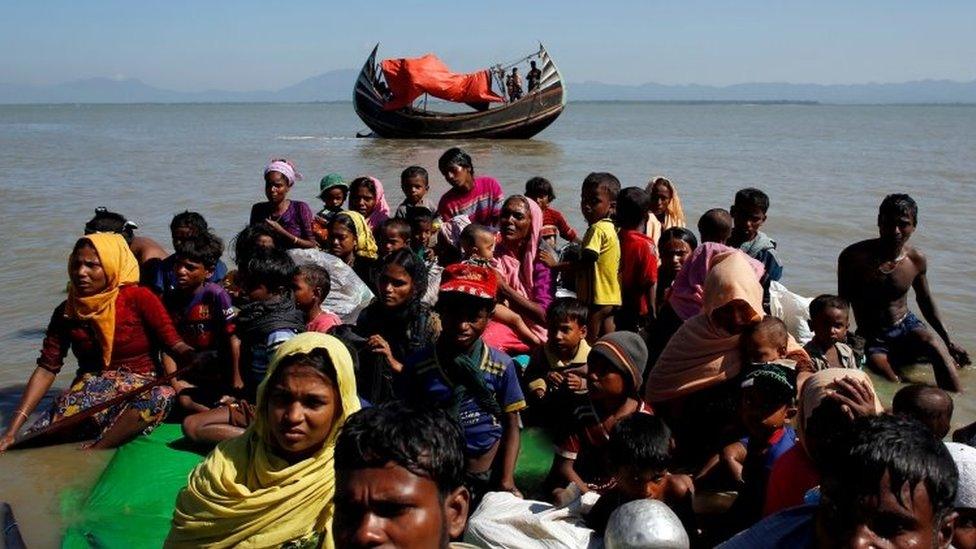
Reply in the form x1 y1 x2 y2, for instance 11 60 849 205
577 218 621 306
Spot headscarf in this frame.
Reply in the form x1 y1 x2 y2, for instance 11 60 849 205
946 442 976 509
264 159 303 186
644 176 685 244
496 195 542 296
668 243 765 321
795 369 883 453
645 252 804 403
167 333 361 548
338 210 378 260
65 233 140 367
360 176 391 230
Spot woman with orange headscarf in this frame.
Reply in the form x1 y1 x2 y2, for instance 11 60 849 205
0 233 194 451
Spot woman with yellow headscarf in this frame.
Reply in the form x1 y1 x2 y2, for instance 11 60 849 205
326 210 379 290
0 234 195 451
167 332 361 548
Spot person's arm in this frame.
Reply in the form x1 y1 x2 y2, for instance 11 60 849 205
228 334 243 392
497 276 546 326
497 411 522 495
913 253 969 365
836 247 854 302
554 211 580 244
0 367 57 451
135 288 195 362
550 454 588 493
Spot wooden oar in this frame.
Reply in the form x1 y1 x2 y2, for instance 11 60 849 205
9 364 196 451
2 502 27 549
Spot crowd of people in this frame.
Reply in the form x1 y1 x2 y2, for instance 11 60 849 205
0 146 973 547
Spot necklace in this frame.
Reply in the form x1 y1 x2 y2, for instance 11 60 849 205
878 252 907 275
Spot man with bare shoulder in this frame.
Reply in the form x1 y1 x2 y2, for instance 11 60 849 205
838 194 969 391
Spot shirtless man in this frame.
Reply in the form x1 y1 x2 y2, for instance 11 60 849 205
838 194 969 391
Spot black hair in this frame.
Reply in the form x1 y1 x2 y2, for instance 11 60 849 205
616 186 652 228
733 188 770 213
438 147 474 175
379 248 429 305
524 176 556 201
608 414 672 473
823 414 957 523
348 176 377 197
84 207 136 243
400 166 429 185
879 193 918 225
232 223 277 267
336 402 466 496
297 263 332 300
170 211 209 235
697 208 733 243
582 172 621 201
242 246 297 294
379 217 411 242
329 213 359 238
657 227 699 252
546 297 589 327
174 231 224 269
405 205 435 225
892 384 953 433
459 223 493 249
267 348 339 402
809 294 850 320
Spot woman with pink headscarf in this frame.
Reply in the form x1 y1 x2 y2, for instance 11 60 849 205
249 159 316 249
482 195 553 354
348 176 391 231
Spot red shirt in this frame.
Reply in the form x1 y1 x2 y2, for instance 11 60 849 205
619 229 659 316
541 207 578 243
762 444 821 516
38 285 184 377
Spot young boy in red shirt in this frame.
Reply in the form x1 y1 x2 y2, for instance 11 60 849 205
525 176 579 248
615 187 659 333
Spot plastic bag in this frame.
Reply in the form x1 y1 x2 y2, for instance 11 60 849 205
288 249 374 323
769 281 813 345
464 487 603 548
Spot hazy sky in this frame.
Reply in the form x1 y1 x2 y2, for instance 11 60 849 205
3 0 974 91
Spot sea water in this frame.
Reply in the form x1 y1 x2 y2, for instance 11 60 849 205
0 102 974 544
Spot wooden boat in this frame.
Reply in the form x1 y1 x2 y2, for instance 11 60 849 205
354 44 566 139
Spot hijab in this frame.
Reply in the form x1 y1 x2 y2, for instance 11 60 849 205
361 176 391 230
795 368 883 452
264 159 302 186
645 252 805 403
668 243 765 321
495 195 542 296
65 233 140 366
339 210 378 260
167 333 361 548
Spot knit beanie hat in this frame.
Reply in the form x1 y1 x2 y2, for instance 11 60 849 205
591 331 648 393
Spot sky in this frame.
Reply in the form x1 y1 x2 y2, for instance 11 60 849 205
3 0 974 91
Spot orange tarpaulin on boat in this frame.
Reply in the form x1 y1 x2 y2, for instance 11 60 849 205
381 54 504 111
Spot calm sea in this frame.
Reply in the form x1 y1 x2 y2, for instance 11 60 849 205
0 101 975 544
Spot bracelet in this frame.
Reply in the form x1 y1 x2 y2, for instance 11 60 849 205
14 409 28 421
293 234 299 244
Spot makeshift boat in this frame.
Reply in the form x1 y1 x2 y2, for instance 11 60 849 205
354 44 566 139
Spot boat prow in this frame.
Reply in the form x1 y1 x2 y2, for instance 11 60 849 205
354 44 566 139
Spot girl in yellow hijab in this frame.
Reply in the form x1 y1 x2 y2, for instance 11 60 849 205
167 332 361 548
326 210 379 289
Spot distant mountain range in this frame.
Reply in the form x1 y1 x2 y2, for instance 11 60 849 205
2 69 974 104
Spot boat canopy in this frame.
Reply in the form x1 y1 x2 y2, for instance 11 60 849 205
380 54 504 111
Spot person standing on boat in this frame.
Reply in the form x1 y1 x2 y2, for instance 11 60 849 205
0 233 196 451
527 60 542 92
249 159 317 250
838 193 969 391
506 68 523 101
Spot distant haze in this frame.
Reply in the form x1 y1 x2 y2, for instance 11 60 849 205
1 70 974 104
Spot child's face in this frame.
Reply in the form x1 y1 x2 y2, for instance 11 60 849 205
350 186 377 217
580 184 614 225
441 164 474 191
649 183 672 216
739 386 793 439
743 331 788 364
380 228 408 257
660 238 694 274
439 303 491 350
401 176 429 204
616 464 669 501
173 257 213 291
463 233 495 261
378 264 415 309
548 318 586 357
410 220 434 251
293 274 317 313
811 306 849 346
171 225 197 249
587 354 629 400
243 279 271 303
730 204 766 242
329 224 357 261
322 188 346 210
